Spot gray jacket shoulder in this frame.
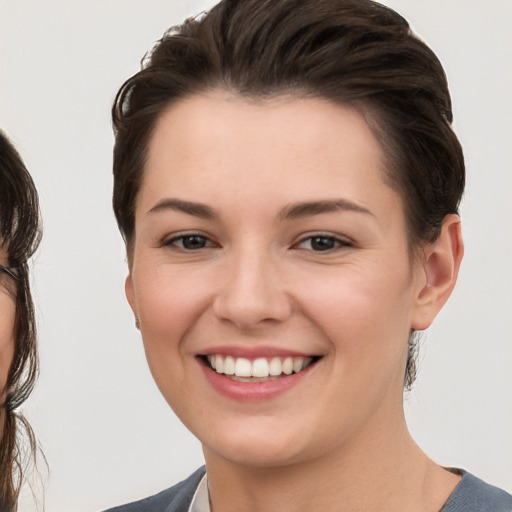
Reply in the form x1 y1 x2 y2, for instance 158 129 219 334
441 471 512 512
102 466 206 512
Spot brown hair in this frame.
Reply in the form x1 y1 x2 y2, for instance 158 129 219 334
0 131 42 511
112 0 465 389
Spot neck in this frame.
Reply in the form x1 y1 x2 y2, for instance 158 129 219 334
204 409 459 512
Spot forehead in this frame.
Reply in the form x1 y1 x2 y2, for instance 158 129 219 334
150 91 383 157
142 91 392 206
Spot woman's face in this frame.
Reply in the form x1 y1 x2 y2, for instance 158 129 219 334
126 92 435 467
0 249 16 401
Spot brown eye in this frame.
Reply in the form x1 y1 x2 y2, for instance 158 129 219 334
296 235 350 252
166 234 214 250
181 235 208 249
310 236 337 251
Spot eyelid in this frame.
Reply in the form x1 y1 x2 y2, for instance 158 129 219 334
160 231 353 250
163 231 218 248
293 232 354 250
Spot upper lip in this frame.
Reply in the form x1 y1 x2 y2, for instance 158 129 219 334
197 345 320 359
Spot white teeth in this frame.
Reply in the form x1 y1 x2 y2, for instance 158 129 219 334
234 357 252 377
282 357 293 375
215 354 224 374
252 358 270 378
269 357 282 376
206 355 315 378
223 355 235 375
293 357 304 373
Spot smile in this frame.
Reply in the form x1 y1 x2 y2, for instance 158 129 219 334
205 355 315 381
197 348 322 400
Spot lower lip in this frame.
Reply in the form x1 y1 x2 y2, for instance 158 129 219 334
199 360 316 401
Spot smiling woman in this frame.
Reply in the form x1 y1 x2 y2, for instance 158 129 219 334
0 131 42 511
104 1 512 511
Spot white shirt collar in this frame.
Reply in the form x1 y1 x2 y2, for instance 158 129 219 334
188 473 210 512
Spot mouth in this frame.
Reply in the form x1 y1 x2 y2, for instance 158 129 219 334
199 354 321 382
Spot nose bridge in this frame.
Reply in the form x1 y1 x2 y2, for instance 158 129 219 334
213 238 291 328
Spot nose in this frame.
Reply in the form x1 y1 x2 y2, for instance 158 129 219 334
212 247 293 330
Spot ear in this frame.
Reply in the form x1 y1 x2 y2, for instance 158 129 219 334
411 214 464 331
125 273 138 318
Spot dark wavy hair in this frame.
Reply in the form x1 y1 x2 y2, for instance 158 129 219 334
0 131 42 511
111 0 465 389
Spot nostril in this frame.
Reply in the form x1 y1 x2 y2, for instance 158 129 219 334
212 292 293 329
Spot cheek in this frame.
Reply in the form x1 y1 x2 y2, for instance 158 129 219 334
133 268 213 367
0 304 16 394
294 263 414 367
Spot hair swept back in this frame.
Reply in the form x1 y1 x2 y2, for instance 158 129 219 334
111 0 465 389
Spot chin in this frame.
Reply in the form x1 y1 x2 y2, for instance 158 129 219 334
209 442 302 468
199 420 316 469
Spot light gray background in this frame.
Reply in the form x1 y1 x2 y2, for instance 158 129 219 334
1 1 511 510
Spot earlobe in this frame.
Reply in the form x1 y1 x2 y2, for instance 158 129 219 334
411 214 464 331
125 274 138 317
125 275 141 329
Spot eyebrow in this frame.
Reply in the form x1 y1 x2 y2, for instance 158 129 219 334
146 197 373 221
279 199 373 219
147 198 216 219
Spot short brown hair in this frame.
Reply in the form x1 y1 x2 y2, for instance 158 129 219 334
112 0 465 388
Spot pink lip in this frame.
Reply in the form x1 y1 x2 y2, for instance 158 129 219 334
198 345 314 359
198 357 318 401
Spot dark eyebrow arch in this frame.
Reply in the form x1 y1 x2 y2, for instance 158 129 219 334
147 198 216 219
280 199 373 219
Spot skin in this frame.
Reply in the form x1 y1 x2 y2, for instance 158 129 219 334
126 91 464 511
0 249 15 407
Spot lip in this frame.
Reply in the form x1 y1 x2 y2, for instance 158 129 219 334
198 345 315 359
197 351 319 401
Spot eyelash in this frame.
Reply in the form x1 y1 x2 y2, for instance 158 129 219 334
294 234 353 252
164 233 216 250
164 232 352 252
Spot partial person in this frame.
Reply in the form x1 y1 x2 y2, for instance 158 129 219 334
0 131 42 511
105 1 512 510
